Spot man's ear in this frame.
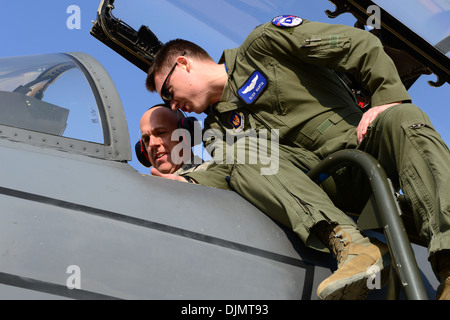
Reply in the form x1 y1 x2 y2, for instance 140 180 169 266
177 55 190 72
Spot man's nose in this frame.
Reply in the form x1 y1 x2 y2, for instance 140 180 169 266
169 100 179 111
149 135 162 148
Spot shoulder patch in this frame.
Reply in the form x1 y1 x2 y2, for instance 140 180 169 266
229 110 245 133
237 70 267 104
272 15 302 28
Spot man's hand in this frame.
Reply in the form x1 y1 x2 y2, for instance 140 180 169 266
357 102 401 144
151 168 189 182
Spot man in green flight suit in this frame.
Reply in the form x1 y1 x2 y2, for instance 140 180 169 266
146 16 450 300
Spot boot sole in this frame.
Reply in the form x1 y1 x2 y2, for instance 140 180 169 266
318 251 392 300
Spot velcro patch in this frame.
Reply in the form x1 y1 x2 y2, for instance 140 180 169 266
237 70 267 104
229 110 245 133
272 15 302 28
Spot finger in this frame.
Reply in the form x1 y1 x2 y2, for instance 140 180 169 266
357 127 365 144
357 117 369 144
150 168 163 176
150 168 185 182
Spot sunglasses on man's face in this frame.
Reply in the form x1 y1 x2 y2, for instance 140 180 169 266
160 51 186 106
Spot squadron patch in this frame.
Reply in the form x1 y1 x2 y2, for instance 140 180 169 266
238 70 267 104
272 15 302 28
229 110 245 133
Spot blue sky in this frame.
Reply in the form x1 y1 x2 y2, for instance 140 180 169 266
1 0 448 173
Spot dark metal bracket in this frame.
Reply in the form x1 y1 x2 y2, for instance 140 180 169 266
326 0 449 88
90 0 163 73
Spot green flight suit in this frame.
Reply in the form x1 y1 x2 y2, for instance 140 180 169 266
185 18 450 260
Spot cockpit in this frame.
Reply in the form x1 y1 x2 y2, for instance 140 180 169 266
0 54 102 142
0 52 131 161
372 0 449 58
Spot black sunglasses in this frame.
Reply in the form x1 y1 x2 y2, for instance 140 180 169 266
160 51 186 105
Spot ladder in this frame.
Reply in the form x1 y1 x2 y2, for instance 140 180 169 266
307 149 428 300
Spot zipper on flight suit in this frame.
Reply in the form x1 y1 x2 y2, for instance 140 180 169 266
301 38 322 48
264 59 285 115
296 196 312 215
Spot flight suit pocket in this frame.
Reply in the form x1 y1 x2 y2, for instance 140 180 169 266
399 165 435 238
298 108 359 150
263 58 286 116
300 33 351 66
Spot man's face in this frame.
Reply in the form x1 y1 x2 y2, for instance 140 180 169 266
154 56 210 114
139 107 183 174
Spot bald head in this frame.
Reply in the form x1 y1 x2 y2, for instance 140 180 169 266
139 105 186 174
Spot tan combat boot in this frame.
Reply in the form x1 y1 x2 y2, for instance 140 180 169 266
316 224 391 300
435 251 450 300
436 277 450 300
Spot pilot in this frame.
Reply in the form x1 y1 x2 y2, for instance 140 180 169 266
145 17 450 300
138 104 209 176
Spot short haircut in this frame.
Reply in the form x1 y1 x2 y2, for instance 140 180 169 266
139 104 184 137
149 103 185 121
146 39 213 92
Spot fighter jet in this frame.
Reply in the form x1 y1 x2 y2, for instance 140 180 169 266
0 0 447 300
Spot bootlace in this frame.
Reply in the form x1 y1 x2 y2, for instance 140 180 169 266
329 232 349 265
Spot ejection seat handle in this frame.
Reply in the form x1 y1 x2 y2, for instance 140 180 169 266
306 149 428 300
